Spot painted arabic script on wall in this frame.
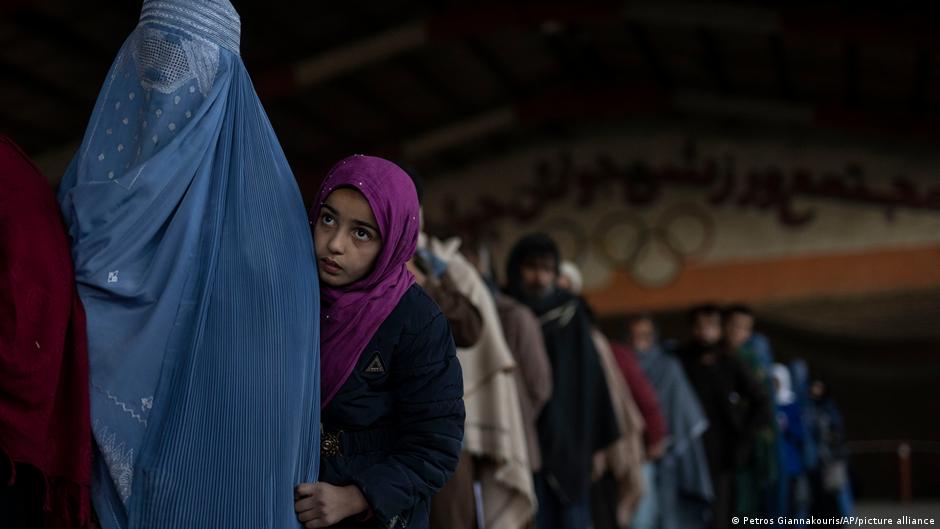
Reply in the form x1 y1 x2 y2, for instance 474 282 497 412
442 142 940 238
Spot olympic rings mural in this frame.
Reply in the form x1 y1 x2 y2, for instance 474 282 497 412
437 145 940 288
533 202 715 288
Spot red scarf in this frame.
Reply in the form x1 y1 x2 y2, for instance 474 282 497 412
1 136 92 528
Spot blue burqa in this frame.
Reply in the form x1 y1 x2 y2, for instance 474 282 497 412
57 1 320 527
637 343 714 529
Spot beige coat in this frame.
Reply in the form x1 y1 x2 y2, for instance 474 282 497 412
494 293 552 472
430 237 536 529
593 328 647 528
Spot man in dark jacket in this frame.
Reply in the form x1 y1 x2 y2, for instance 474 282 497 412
505 233 620 529
679 305 770 529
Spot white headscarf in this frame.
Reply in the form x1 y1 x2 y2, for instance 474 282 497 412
772 363 797 405
559 260 584 294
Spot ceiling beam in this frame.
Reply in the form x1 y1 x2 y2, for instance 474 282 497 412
332 77 416 136
541 28 614 86
628 22 673 92
699 29 732 95
843 42 860 108
255 4 622 100
399 86 940 163
254 4 940 103
910 48 931 113
464 36 523 100
396 53 470 117
769 34 796 101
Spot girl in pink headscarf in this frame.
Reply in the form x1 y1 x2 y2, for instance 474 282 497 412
294 155 465 529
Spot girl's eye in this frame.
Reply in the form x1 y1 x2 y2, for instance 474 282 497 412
353 228 372 241
321 213 335 226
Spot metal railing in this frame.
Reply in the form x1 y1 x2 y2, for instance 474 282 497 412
846 440 940 502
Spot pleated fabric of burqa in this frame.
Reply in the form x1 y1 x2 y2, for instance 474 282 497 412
57 1 320 527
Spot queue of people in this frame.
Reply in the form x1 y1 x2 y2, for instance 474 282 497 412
1 1 854 528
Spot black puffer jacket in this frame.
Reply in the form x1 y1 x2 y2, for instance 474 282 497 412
319 284 465 529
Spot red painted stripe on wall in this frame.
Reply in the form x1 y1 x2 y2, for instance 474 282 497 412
585 245 940 315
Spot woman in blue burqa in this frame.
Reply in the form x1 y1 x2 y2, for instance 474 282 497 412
57 1 320 527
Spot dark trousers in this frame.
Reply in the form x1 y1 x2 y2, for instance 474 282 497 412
589 472 619 529
710 470 734 529
534 472 593 529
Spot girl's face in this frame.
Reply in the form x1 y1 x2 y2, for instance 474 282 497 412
314 187 382 287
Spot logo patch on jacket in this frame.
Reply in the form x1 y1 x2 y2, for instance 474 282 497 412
365 352 386 374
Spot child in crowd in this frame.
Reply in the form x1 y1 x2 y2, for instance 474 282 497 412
295 155 465 529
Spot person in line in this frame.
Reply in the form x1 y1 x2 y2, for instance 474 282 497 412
404 167 483 350
558 262 649 529
56 1 322 526
721 305 779 519
493 289 553 484
622 314 713 529
807 376 854 518
407 255 482 349
463 239 553 529
505 234 621 529
679 305 770 529
295 155 465 528
771 364 810 527
409 252 484 529
405 198 484 529
1 136 92 528
406 168 535 529
424 238 536 529
785 360 819 524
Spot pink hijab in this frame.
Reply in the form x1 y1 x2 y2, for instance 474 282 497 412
310 155 420 407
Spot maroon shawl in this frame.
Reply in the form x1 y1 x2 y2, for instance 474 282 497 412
0 136 91 528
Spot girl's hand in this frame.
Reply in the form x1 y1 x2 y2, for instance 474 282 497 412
294 482 368 528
